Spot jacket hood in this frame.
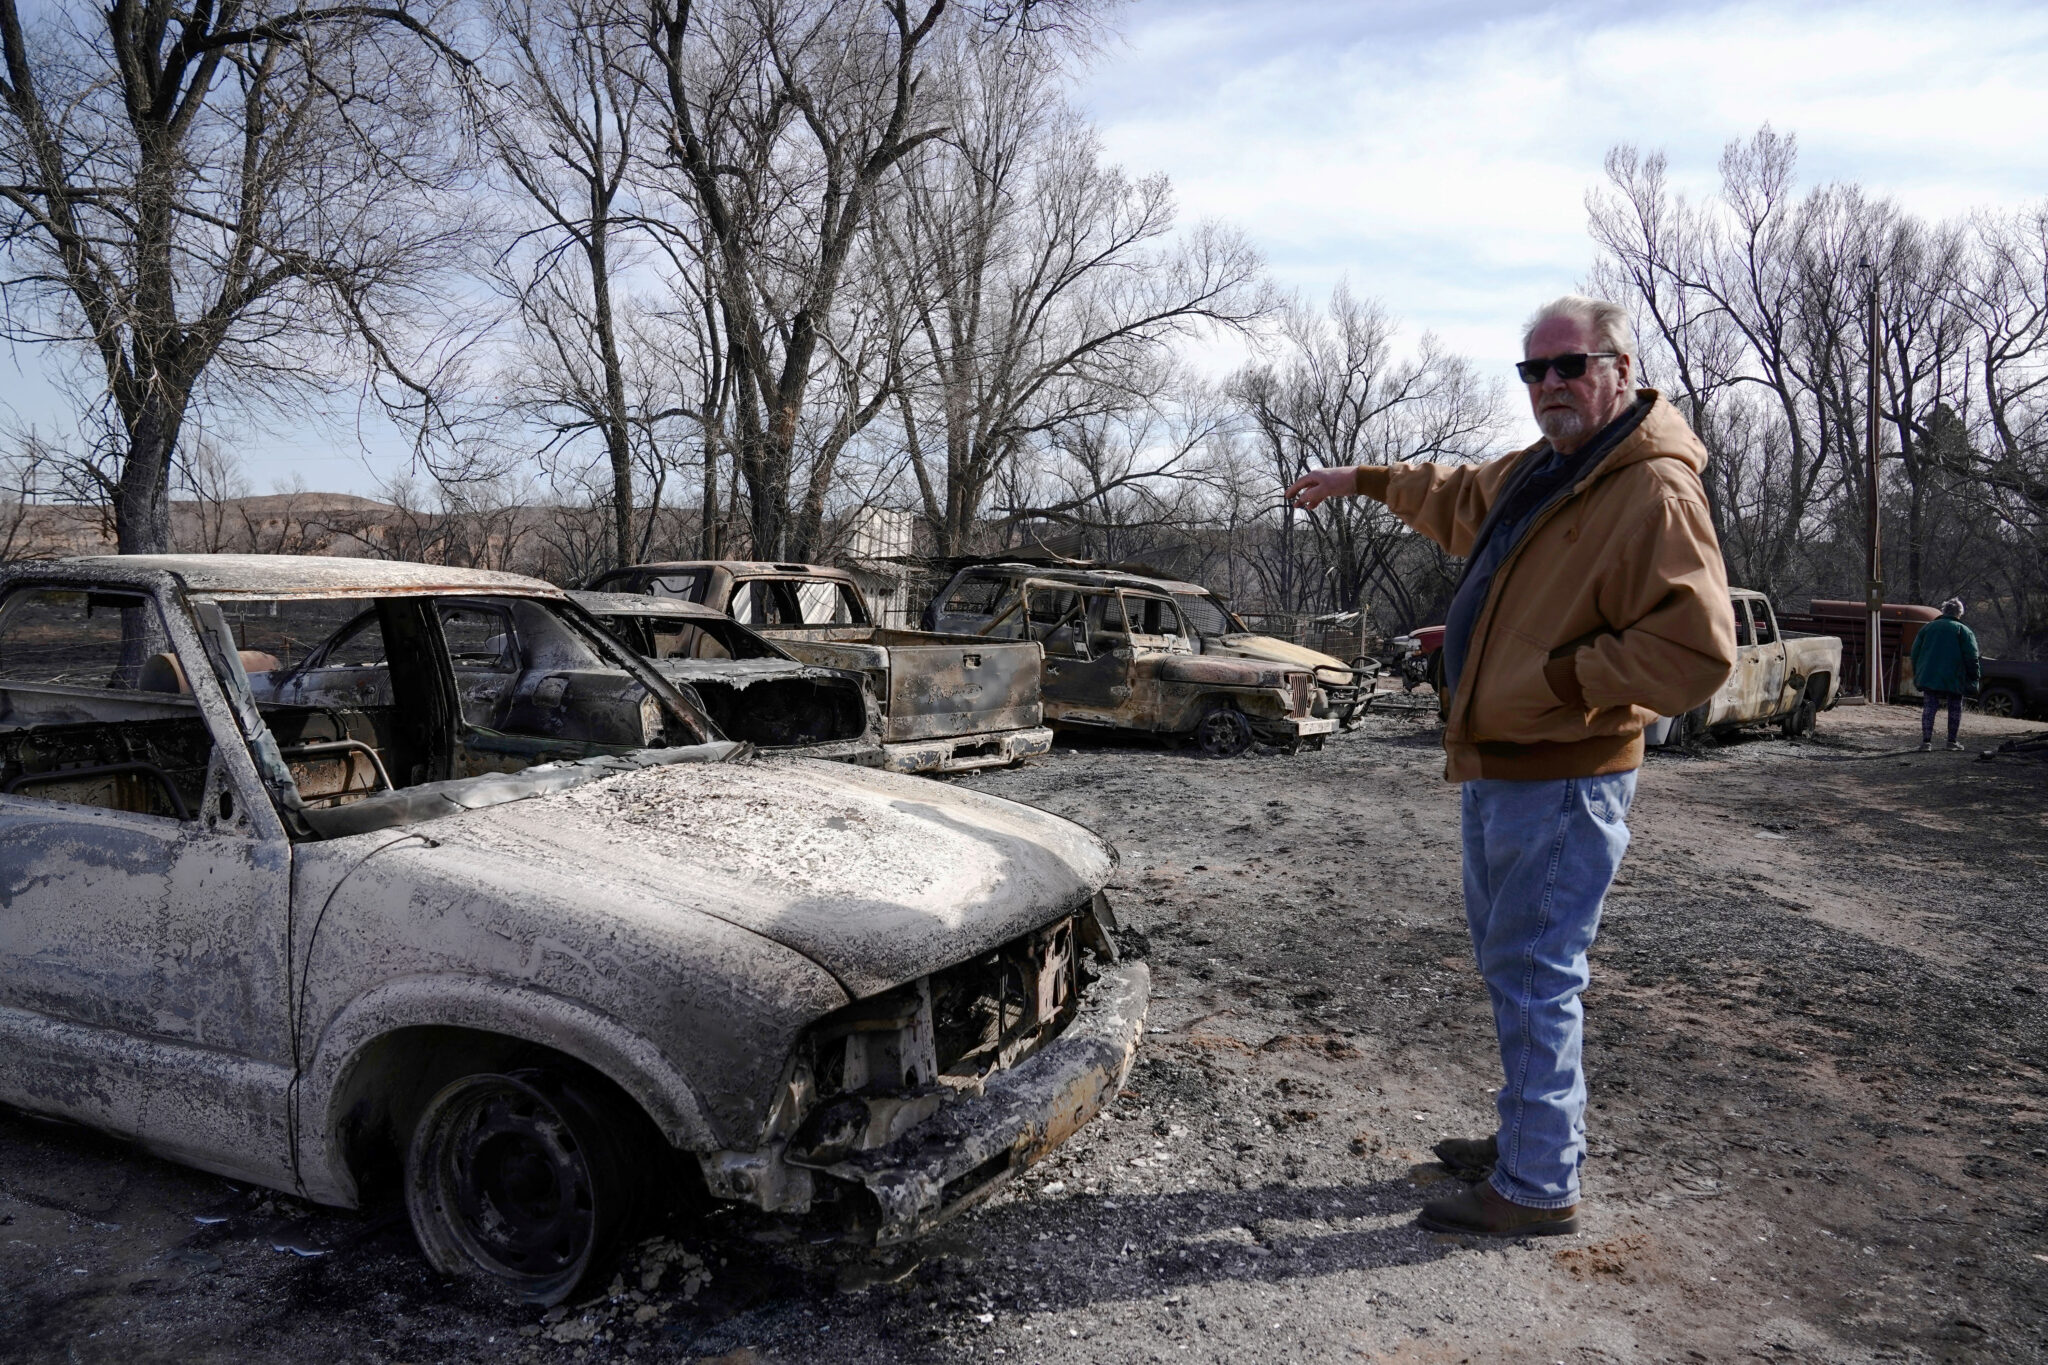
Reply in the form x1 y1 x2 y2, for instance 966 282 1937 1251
386 757 1114 998
1578 390 1708 485
1489 392 1706 506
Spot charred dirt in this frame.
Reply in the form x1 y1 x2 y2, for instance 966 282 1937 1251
3 703 2045 1364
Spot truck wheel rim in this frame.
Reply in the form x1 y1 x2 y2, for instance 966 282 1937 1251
407 1074 601 1299
1196 709 1251 756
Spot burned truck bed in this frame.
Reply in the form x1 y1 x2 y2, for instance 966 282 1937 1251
584 561 1054 773
768 626 1043 757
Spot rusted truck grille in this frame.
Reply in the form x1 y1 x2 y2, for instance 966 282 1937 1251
1290 673 1310 717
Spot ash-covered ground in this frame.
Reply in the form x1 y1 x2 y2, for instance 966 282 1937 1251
3 703 2044 1364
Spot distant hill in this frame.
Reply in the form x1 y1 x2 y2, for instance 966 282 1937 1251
0 490 695 588
204 491 398 519
1 491 405 560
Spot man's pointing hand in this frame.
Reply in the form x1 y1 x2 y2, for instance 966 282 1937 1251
1285 467 1357 511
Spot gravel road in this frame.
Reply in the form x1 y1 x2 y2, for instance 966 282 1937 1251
4 702 2045 1364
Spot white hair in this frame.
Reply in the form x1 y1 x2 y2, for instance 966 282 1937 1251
1524 295 1636 359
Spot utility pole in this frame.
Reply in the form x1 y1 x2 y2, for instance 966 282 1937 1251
1861 257 1885 704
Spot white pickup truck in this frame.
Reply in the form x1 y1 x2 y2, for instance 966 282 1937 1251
1646 587 1843 745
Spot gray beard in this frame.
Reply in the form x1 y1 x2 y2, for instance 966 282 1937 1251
1536 408 1588 448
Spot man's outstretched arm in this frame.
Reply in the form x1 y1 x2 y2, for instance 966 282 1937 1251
1286 452 1522 557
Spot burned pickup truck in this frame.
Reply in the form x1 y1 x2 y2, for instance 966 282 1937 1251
1647 587 1842 744
0 555 1145 1304
586 560 1053 774
569 589 882 765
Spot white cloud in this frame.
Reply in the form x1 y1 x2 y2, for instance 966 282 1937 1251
1077 0 2048 441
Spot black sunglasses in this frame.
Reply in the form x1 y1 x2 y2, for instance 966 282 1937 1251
1516 351 1620 383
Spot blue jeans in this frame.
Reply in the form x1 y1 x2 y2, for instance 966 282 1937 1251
1460 772 1636 1208
1921 689 1961 744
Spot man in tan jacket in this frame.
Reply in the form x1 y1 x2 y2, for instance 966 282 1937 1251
1287 295 1735 1236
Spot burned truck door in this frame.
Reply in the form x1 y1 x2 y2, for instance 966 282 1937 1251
0 584 294 1165
1119 592 1194 654
1116 592 1196 731
1750 599 1792 711
1034 589 1132 716
271 607 393 709
437 600 523 722
1729 599 1789 724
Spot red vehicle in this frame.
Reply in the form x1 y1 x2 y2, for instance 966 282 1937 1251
1776 600 1939 701
1388 624 1447 694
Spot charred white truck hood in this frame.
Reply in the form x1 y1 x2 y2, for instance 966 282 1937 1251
387 756 1114 998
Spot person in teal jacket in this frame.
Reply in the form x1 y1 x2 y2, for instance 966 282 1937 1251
1911 598 1980 751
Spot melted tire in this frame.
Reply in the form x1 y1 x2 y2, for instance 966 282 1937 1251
1779 688 1818 739
1669 705 1707 749
1192 706 1254 758
404 1068 638 1305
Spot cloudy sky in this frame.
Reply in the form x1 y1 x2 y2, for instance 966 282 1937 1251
8 0 2048 491
1074 0 2048 446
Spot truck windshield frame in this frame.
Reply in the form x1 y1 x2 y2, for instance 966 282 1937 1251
197 590 721 837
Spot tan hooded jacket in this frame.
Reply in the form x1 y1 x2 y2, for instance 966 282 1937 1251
1357 390 1737 782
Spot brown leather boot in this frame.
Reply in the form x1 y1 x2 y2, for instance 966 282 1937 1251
1417 1181 1578 1237
1432 1134 1497 1179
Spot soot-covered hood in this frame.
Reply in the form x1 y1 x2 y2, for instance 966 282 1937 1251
392 756 1114 997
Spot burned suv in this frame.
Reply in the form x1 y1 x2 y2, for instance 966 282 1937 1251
925 565 1336 755
0 556 1145 1304
928 562 1373 722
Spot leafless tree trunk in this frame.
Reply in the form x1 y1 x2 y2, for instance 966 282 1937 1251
1956 206 2048 520
1586 144 1745 536
482 0 724 572
1866 218 1969 600
1230 288 1503 627
1587 125 2048 653
483 0 644 568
